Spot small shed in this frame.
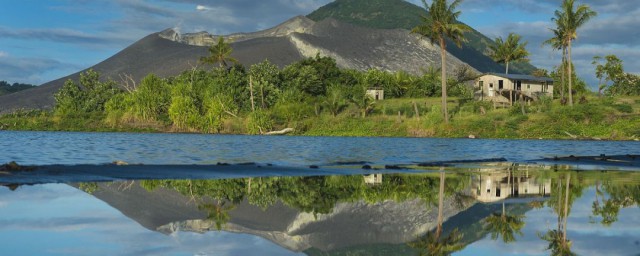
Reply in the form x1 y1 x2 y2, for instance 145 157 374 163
366 88 384 100
364 174 383 185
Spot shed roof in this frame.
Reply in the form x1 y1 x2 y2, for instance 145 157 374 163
484 73 554 83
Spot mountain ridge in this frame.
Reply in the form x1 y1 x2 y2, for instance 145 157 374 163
0 0 524 113
307 0 537 74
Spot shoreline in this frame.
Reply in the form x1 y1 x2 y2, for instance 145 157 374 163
3 155 639 185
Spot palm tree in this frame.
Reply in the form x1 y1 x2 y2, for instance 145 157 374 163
488 33 530 74
200 37 238 68
552 0 597 106
409 172 466 255
543 26 568 100
411 0 470 124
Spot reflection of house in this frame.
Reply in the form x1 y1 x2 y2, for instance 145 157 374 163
366 88 384 100
474 73 553 106
471 171 551 203
363 174 382 185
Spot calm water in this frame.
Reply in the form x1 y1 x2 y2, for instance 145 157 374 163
1 131 638 166
1 171 639 256
1 131 639 255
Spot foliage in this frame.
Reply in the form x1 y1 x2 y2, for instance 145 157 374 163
246 109 273 134
54 69 121 117
281 65 324 96
592 55 640 96
249 60 281 108
200 37 238 68
0 81 36 96
168 80 200 130
130 74 171 121
488 33 530 74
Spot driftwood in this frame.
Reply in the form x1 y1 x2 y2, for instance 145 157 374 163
265 128 294 135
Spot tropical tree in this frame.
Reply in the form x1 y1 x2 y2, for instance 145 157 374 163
552 0 597 106
592 55 626 96
543 25 568 99
531 69 549 78
488 33 530 74
200 37 238 68
411 0 470 123
351 83 375 118
322 84 347 117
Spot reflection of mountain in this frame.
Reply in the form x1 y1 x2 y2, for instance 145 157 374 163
84 181 468 253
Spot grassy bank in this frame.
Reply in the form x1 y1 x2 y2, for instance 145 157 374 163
2 95 639 140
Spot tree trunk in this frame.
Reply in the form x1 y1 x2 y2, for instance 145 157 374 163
506 61 510 74
563 173 571 243
561 47 566 100
249 76 255 112
439 37 449 123
437 171 445 236
260 82 265 109
567 41 573 106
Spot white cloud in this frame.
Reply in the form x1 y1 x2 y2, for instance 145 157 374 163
196 5 210 11
0 51 7 58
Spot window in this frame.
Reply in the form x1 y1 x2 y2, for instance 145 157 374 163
489 83 494 88
527 84 530 89
498 80 504 90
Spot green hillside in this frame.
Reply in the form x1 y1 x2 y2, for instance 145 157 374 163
307 0 536 75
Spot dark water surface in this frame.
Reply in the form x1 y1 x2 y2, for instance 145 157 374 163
1 131 639 255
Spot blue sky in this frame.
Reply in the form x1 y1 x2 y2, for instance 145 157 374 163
0 0 638 88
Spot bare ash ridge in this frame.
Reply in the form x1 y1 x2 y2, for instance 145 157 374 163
161 15 474 76
0 16 474 113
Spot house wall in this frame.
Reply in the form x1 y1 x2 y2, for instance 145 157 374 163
475 75 553 98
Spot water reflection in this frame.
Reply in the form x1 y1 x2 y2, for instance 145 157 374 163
2 169 639 255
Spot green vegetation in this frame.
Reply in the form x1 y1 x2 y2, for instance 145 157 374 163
307 0 536 75
1 59 638 140
592 55 640 96
0 81 36 96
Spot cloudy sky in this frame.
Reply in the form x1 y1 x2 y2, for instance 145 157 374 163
0 0 638 88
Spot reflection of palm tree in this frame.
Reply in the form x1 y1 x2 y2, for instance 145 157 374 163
410 172 466 255
539 173 574 255
484 213 524 243
591 180 620 226
483 168 525 243
199 200 236 230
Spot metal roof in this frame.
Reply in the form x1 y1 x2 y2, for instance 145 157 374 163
484 72 554 83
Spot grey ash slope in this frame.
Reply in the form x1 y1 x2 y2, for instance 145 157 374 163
0 16 470 113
